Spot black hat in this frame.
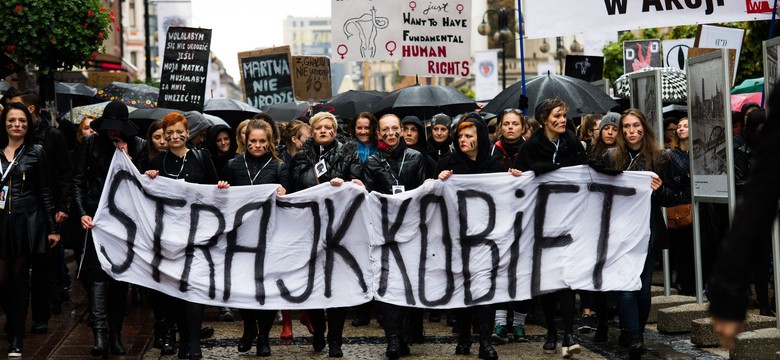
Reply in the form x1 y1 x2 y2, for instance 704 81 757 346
401 115 423 128
92 101 137 136
430 113 452 128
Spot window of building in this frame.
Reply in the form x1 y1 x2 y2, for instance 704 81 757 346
129 0 136 28
130 51 138 67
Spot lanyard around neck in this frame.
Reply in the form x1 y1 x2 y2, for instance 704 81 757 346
0 146 25 184
163 151 187 179
244 156 274 185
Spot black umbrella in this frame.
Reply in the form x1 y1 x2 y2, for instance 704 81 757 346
260 101 311 122
313 90 387 121
56 82 102 117
203 98 262 128
373 85 478 119
483 73 618 119
128 108 183 136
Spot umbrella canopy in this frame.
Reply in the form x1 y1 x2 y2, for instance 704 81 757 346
731 92 763 112
203 113 230 128
483 73 618 119
373 85 477 119
313 90 387 121
731 77 763 94
129 108 184 136
261 101 311 122
96 82 159 109
56 82 97 97
203 98 262 128
63 101 137 123
614 67 687 103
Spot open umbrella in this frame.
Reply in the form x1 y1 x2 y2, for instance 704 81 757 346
731 92 763 112
96 81 159 109
731 77 763 94
483 73 618 118
614 67 687 103
129 108 184 136
63 101 137 123
203 98 261 128
56 82 102 120
373 85 477 119
261 101 311 122
312 90 387 121
56 82 97 97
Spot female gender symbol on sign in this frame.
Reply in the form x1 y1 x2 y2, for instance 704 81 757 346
385 41 397 56
343 6 389 58
337 45 348 60
456 4 464 14
409 1 416 11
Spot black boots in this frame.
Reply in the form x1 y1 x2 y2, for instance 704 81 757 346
328 340 343 357
256 335 271 357
91 329 108 358
161 327 177 355
109 332 126 355
478 340 498 360
386 335 403 360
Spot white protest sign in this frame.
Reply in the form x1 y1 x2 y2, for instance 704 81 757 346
331 0 402 62
523 0 775 39
93 152 653 309
696 25 745 84
474 50 499 101
398 0 472 77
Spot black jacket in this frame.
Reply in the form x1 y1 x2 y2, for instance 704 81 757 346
436 117 507 175
72 134 146 216
490 137 524 169
291 135 363 191
427 136 453 163
206 124 237 174
363 141 427 194
513 129 586 173
34 116 73 214
148 148 218 185
220 152 289 189
1 144 57 251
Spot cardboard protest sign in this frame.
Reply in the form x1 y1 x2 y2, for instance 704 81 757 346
398 0 472 77
291 56 332 102
565 55 604 82
238 46 294 108
158 27 212 112
623 39 662 74
94 152 654 309
87 71 128 90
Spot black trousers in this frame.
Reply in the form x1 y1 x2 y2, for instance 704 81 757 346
309 307 347 343
0 256 30 339
30 251 54 324
455 305 493 343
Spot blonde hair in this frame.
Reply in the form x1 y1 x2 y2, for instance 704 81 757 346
309 112 338 129
245 119 281 162
236 119 250 154
76 115 96 143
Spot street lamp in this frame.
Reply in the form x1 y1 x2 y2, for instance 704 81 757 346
478 7 515 90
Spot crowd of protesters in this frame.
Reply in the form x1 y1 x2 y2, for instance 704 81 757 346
0 86 773 360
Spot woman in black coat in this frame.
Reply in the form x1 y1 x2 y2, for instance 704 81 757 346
0 103 59 357
145 112 228 359
512 98 586 358
220 119 288 357
290 111 363 358
437 113 522 360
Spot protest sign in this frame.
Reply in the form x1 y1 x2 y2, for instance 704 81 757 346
565 55 604 82
157 27 211 112
662 38 694 71
331 0 401 62
623 39 662 74
87 71 128 89
474 50 499 101
291 56 332 102
695 25 745 84
524 1 775 39
238 46 294 108
398 0 472 77
93 152 654 309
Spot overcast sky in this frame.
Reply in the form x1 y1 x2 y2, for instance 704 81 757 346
191 0 331 80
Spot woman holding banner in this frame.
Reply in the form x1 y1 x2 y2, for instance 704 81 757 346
437 112 522 360
601 109 675 359
290 111 363 358
513 98 586 358
144 112 228 359
220 119 288 357
0 103 59 358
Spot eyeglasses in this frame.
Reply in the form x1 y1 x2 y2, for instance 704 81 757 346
502 108 523 115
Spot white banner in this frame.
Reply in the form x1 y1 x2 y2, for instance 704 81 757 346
398 0 472 77
331 0 402 62
156 0 192 78
474 50 499 101
523 0 776 39
94 152 654 309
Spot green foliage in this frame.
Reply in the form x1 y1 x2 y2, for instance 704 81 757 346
0 0 115 75
459 86 475 100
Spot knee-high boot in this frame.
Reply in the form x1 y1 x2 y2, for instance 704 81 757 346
108 281 128 355
90 281 109 358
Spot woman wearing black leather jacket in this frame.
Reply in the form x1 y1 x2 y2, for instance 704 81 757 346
437 113 522 360
601 109 675 359
73 101 146 358
144 112 228 360
0 103 58 358
220 119 288 357
362 114 426 359
290 112 363 358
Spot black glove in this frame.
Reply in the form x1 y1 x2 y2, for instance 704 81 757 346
588 160 623 176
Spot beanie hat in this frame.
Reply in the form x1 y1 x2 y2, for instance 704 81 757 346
401 115 423 128
431 113 452 128
599 112 620 132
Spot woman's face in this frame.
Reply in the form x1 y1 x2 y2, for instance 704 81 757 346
432 124 450 143
403 124 419 146
247 128 270 157
239 125 248 143
677 119 689 140
151 128 167 153
164 121 189 150
313 119 336 146
377 117 402 148
215 130 231 154
501 113 523 142
600 125 617 146
293 127 311 151
622 114 644 149
81 118 96 138
5 109 28 140
544 107 567 136
457 126 478 157
354 117 371 144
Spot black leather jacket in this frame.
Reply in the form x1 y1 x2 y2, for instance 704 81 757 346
220 152 290 189
291 135 363 191
72 134 146 216
1 144 56 237
34 116 73 214
363 141 427 194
